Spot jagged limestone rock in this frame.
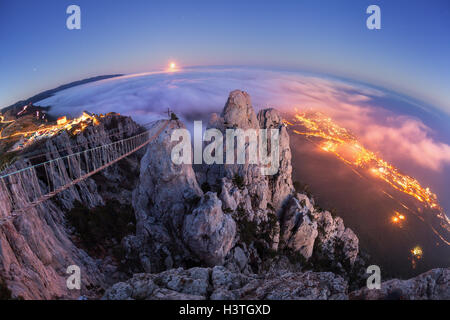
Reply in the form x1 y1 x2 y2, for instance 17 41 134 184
102 266 348 300
130 120 204 272
130 120 238 271
350 268 450 300
314 210 359 265
236 271 348 300
279 193 359 265
281 194 318 259
182 192 236 266
198 91 293 214
221 90 259 130
257 108 293 215
103 266 450 300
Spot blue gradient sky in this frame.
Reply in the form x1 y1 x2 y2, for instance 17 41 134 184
1 0 449 112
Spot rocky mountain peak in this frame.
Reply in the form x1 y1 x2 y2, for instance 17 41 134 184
125 91 362 287
221 90 258 130
257 108 283 129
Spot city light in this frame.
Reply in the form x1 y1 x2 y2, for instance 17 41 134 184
2 112 102 151
411 246 423 258
289 112 442 211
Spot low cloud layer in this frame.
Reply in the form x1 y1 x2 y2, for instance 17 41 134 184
38 67 450 173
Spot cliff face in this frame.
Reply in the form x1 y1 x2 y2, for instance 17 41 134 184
103 91 448 300
124 119 235 273
0 114 142 299
120 90 363 292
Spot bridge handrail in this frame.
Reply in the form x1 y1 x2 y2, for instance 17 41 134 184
1 120 157 172
0 120 168 220
0 130 149 179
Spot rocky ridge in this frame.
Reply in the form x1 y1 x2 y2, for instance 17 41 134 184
103 266 348 300
103 265 449 300
0 90 447 300
113 90 367 298
121 91 361 277
350 268 449 300
0 113 142 299
103 91 448 300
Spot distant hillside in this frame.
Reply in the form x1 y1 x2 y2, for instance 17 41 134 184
1 74 122 113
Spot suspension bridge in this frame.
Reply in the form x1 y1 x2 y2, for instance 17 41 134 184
0 120 169 225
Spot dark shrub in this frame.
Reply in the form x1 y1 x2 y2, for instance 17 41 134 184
233 174 245 189
237 218 258 245
329 207 338 218
186 195 201 209
66 200 136 255
223 207 233 214
201 182 211 193
293 181 312 198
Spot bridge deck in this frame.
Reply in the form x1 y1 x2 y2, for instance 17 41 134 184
0 120 168 224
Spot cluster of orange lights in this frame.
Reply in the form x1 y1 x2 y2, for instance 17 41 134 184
410 245 423 269
9 112 101 151
391 211 405 224
289 112 442 211
411 245 423 258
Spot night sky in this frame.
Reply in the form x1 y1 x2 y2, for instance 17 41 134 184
1 0 449 114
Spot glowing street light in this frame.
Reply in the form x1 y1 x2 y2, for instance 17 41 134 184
392 211 406 225
411 246 423 258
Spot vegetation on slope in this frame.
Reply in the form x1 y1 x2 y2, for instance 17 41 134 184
66 200 136 262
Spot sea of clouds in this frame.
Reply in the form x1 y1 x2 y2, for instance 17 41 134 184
37 67 450 175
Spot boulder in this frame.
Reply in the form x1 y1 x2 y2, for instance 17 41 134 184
182 192 236 266
350 268 450 300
